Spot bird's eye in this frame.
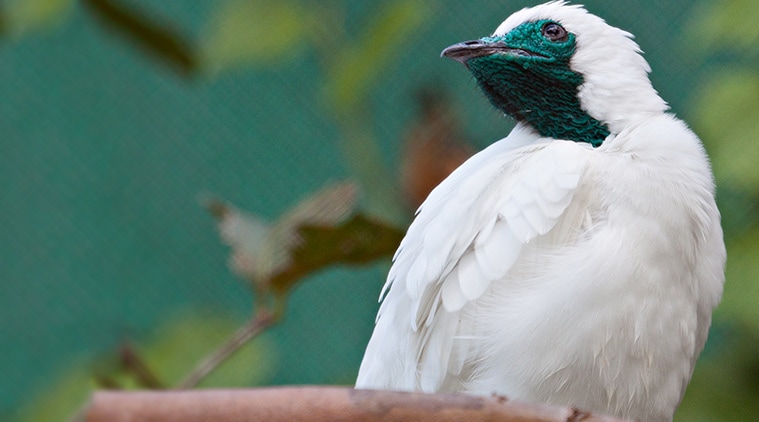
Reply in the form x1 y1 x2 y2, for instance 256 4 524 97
542 22 568 42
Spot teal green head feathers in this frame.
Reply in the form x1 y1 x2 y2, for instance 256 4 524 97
443 20 608 147
442 1 669 147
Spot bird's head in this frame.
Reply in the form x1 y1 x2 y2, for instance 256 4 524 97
442 1 668 147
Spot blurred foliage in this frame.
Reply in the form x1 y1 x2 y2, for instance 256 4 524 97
400 88 474 209
718 228 759 331
322 1 432 226
324 1 429 111
684 0 759 58
687 0 759 199
1 0 423 225
200 0 310 73
679 324 759 421
6 1 421 419
1 0 73 36
676 0 759 420
208 182 361 294
199 0 431 225
678 230 759 421
271 214 404 297
208 182 402 307
82 0 196 76
16 312 274 422
696 71 759 192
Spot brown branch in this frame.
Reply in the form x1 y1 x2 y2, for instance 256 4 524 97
84 386 630 422
175 309 277 390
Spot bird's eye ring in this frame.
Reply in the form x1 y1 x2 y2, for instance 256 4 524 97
542 22 568 42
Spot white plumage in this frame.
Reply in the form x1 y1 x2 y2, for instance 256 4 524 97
356 2 725 421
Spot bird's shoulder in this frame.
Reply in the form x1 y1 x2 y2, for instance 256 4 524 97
359 132 599 392
393 134 595 310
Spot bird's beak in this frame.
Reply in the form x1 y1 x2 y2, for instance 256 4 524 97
441 40 501 65
441 39 544 66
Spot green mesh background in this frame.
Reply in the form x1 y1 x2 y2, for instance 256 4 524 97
2 1 758 420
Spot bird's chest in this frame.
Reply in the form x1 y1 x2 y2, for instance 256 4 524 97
459 158 701 419
462 240 695 421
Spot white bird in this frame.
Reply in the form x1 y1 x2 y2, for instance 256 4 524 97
355 2 726 421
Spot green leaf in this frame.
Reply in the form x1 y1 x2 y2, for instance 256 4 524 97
268 214 404 296
200 0 311 75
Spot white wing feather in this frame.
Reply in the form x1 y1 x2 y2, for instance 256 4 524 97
356 129 594 392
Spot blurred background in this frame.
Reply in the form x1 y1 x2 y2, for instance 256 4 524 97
1 0 757 420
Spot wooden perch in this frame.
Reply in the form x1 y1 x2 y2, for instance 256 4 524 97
84 386 628 421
